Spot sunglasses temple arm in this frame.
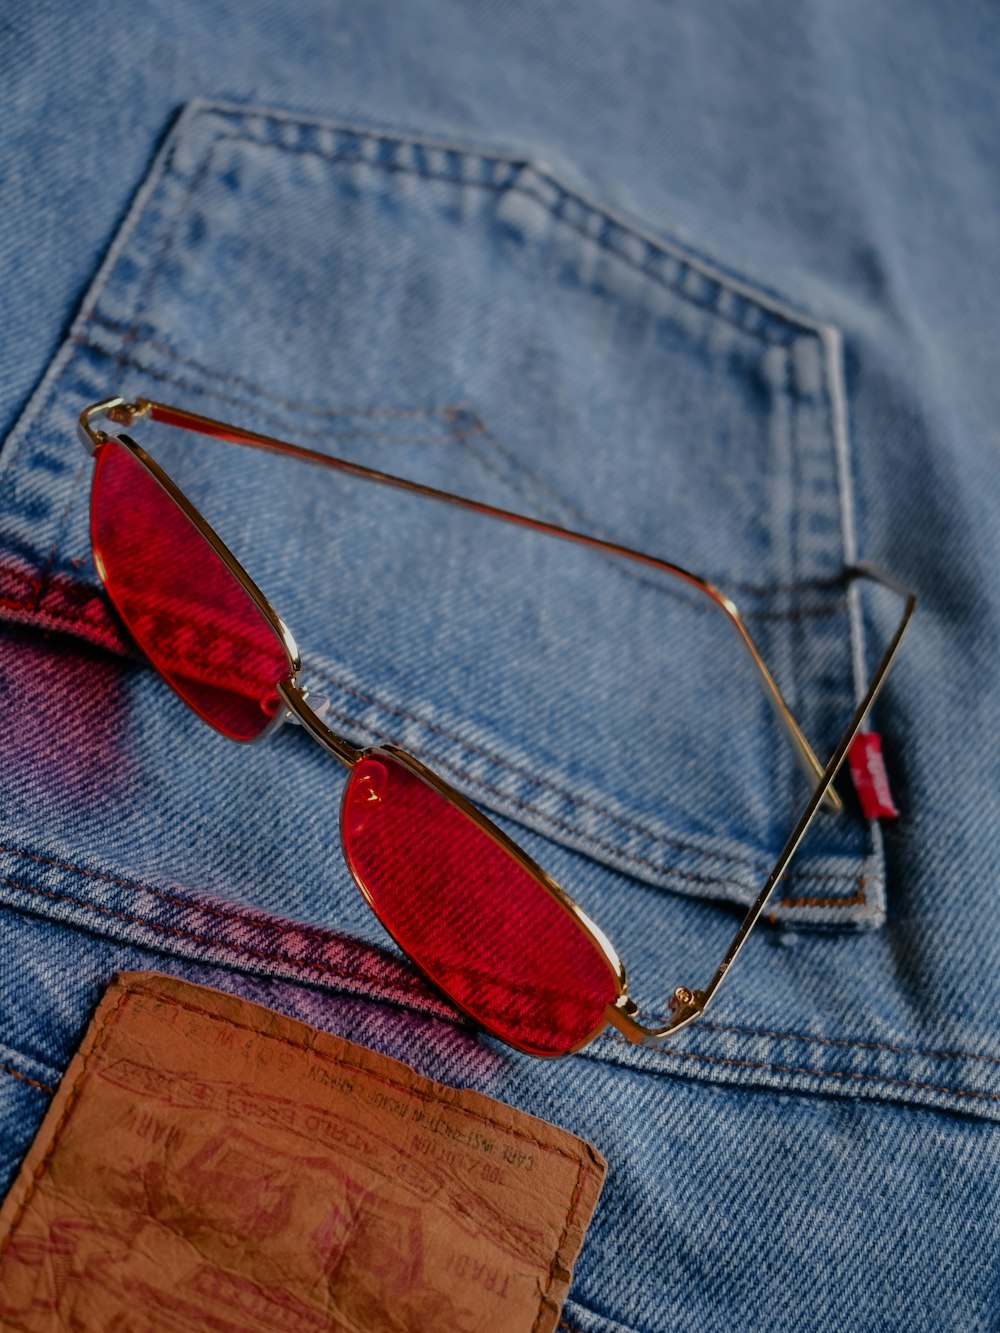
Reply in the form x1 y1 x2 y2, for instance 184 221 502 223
617 577 916 1045
86 396 839 812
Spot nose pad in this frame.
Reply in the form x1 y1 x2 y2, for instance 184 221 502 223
343 757 390 837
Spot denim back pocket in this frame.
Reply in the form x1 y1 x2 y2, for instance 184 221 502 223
0 99 883 930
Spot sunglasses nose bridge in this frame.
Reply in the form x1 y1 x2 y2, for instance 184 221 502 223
284 690 331 726
277 679 361 768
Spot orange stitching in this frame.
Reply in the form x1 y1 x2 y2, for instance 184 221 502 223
779 886 866 909
0 985 130 1263
0 1063 55 1096
609 1035 1000 1103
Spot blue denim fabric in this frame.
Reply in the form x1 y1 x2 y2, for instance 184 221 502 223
1 4 999 1330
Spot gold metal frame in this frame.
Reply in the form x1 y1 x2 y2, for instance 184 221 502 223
79 396 916 1055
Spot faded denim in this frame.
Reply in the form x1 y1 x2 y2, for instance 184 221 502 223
1 3 999 1330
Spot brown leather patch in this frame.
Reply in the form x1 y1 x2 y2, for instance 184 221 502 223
0 972 606 1332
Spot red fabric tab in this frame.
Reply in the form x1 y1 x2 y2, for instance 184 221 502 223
849 732 899 820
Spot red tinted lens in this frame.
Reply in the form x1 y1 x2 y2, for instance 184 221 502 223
91 438 290 741
342 752 619 1055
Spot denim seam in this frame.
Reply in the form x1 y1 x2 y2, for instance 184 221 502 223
0 842 401 956
4 873 998 1104
0 572 121 632
114 141 221 377
0 104 209 489
0 564 869 897
0 569 873 904
83 312 493 422
0 828 862 966
0 858 954 1055
0 540 850 629
50 118 822 593
782 346 803 847
779 348 877 904
775 887 865 909
0 875 437 1003
0 103 835 575
29 141 229 606
696 1020 1000 1067
0 365 86 600
602 1035 1000 1104
0 108 849 633
460 406 851 624
197 98 834 336
197 115 803 347
224 129 779 344
31 458 89 611
317 694 871 895
309 676 873 891
110 121 858 908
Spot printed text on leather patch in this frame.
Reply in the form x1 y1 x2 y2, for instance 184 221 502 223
0 972 606 1332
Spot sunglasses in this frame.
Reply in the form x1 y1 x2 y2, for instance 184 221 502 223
78 396 915 1057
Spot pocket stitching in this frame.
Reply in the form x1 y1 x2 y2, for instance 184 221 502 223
0 100 875 923
3 862 999 1114
305 673 873 891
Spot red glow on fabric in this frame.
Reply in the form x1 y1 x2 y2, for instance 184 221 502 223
90 439 289 741
342 752 619 1056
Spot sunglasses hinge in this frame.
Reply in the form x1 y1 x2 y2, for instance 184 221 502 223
77 398 149 456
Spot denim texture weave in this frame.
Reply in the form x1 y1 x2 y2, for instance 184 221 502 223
1 4 998 1329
